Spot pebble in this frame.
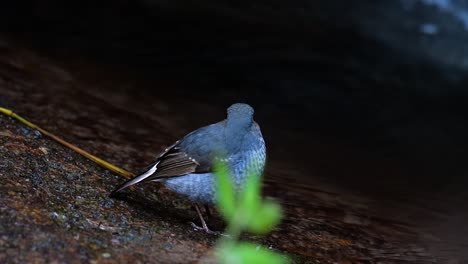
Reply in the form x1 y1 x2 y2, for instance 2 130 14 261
17 127 42 139
66 172 81 181
103 200 114 208
39 147 49 154
164 243 173 251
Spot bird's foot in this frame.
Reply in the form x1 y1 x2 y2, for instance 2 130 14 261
190 222 225 236
191 204 230 236
190 222 231 237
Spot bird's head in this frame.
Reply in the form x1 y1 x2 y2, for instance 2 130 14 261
226 103 254 127
225 103 256 152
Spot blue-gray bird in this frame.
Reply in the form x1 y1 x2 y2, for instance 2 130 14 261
112 103 266 233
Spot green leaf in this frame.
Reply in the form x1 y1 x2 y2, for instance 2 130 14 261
246 201 282 234
238 172 262 222
219 243 289 264
214 160 236 221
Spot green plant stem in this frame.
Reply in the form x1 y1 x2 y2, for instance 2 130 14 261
0 106 134 179
217 212 245 250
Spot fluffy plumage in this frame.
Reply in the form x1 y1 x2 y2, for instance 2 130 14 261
111 103 266 231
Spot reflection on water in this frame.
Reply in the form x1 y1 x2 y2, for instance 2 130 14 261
419 0 468 29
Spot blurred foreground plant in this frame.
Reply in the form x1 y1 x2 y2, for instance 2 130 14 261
214 161 289 264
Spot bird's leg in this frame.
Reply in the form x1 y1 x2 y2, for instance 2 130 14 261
190 204 219 235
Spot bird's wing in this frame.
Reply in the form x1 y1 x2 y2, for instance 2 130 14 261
111 122 224 194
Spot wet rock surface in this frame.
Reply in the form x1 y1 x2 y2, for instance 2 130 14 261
0 117 216 263
1 36 463 263
0 115 437 264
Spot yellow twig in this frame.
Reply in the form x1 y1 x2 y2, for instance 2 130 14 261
0 107 134 179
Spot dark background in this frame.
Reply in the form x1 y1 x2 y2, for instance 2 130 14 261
1 0 468 262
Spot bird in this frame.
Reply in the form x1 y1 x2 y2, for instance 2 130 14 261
111 103 266 233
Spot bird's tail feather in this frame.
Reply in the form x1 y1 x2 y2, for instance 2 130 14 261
111 162 159 195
